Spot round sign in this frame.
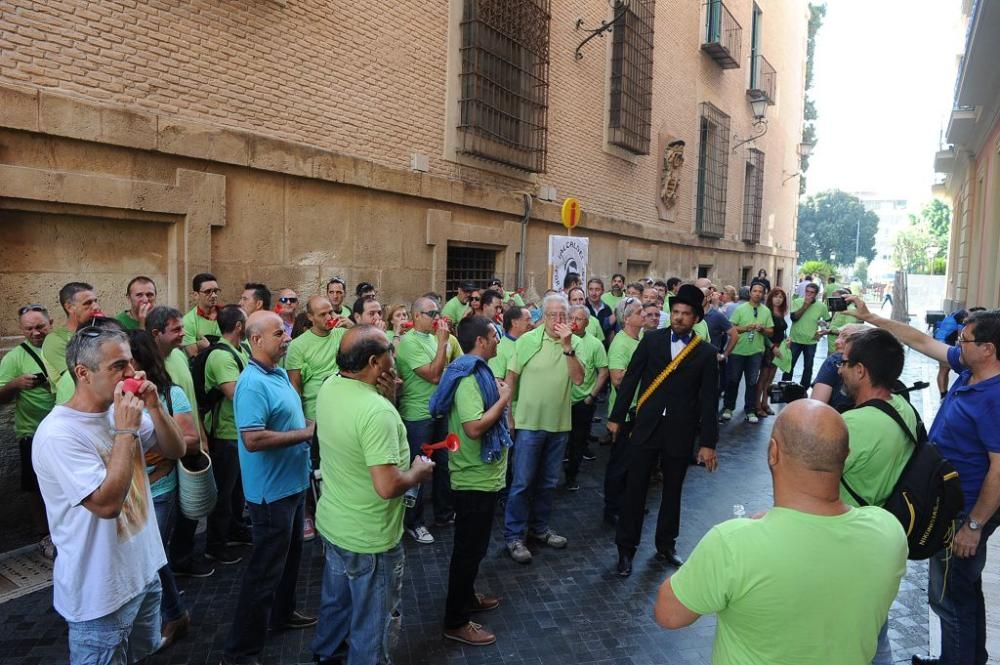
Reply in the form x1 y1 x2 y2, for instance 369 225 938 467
561 197 582 230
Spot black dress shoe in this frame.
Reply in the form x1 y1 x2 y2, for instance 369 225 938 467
603 512 619 526
616 548 634 577
911 657 940 665
655 549 685 567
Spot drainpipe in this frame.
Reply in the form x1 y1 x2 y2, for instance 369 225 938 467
511 191 533 290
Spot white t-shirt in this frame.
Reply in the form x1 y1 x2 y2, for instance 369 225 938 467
32 405 166 622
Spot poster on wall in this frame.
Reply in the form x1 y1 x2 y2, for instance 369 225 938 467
548 235 589 291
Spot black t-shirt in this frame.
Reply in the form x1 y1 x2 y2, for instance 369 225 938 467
768 309 788 344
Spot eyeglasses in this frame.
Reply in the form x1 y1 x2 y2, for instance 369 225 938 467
18 304 48 316
419 310 441 318
956 335 985 345
278 296 298 304
199 288 222 295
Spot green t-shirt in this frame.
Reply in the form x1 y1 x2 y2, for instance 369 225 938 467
441 296 469 323
585 315 605 343
729 303 774 356
502 291 525 307
0 343 56 437
115 310 141 331
601 292 623 310
396 331 446 422
693 319 711 346
789 298 830 346
510 327 578 432
203 338 248 439
316 375 409 553
607 331 640 418
164 348 198 413
671 506 907 665
448 374 508 492
825 308 856 355
571 333 609 403
489 336 516 379
285 328 346 420
41 325 73 380
182 307 221 347
55 371 74 405
841 394 916 507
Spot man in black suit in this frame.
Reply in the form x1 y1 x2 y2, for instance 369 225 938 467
607 284 719 577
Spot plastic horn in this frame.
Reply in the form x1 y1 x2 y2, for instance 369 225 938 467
122 378 143 395
421 433 460 457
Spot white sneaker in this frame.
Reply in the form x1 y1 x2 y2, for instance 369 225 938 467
721 409 733 421
406 526 435 544
746 413 759 424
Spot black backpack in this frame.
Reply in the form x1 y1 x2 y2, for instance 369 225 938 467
190 342 245 436
841 399 963 560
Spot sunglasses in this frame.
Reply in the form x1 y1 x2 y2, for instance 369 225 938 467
18 304 48 316
77 325 110 338
470 297 481 302
199 288 222 295
419 310 441 318
279 296 298 304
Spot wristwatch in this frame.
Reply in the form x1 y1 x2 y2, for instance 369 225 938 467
967 518 981 531
563 349 576 356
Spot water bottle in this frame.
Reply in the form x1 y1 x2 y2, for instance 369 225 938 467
403 485 419 508
732 504 746 519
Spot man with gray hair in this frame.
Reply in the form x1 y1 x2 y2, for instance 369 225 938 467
32 327 185 664
504 293 583 563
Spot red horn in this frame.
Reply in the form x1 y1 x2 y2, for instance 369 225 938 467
421 433 461 457
122 378 143 395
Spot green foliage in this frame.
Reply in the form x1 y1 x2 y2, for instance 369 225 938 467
854 257 869 285
797 190 879 264
800 3 825 195
894 200 952 274
931 257 947 275
921 199 951 252
799 260 836 282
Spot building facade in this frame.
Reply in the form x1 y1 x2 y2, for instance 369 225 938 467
934 0 1000 311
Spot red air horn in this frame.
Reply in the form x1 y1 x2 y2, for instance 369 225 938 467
421 433 460 457
122 378 143 395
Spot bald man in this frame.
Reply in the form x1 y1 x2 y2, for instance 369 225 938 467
654 400 907 665
223 311 317 664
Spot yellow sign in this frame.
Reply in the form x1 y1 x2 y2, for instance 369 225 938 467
561 197 582 230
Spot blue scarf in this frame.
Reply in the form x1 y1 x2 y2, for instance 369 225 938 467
428 355 513 463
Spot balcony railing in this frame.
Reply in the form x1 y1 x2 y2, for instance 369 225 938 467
701 1 741 69
748 54 776 104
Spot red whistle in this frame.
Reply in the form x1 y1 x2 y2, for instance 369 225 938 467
401 321 415 330
122 378 143 395
421 433 460 457
326 316 340 329
570 322 580 332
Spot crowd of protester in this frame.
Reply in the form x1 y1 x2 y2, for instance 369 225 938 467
1 267 998 665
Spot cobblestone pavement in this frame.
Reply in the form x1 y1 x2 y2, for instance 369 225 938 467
0 344 944 665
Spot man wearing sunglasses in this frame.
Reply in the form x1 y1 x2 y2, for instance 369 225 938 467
275 288 299 336
0 304 56 558
42 282 103 384
183 273 223 358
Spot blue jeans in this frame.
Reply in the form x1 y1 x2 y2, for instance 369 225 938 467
312 538 405 665
503 429 568 543
872 620 892 665
67 577 162 665
929 513 1000 665
724 353 763 414
152 489 185 622
783 342 818 387
224 491 306 660
402 418 451 529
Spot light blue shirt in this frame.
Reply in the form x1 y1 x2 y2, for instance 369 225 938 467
234 360 311 503
148 385 191 498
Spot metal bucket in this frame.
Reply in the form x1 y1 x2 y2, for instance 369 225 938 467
176 449 218 520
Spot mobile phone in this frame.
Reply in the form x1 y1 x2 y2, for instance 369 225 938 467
827 297 847 312
34 372 48 385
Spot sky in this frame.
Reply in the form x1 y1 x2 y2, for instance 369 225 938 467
804 0 967 205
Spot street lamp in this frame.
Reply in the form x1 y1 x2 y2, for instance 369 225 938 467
733 94 769 151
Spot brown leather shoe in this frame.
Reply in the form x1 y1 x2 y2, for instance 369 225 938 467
160 611 190 649
468 592 500 612
443 621 496 646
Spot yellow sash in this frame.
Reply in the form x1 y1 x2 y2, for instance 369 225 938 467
636 335 702 411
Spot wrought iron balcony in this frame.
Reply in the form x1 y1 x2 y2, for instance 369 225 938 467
701 1 741 69
748 54 776 104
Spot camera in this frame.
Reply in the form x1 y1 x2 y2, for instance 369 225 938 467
768 381 808 404
827 296 847 312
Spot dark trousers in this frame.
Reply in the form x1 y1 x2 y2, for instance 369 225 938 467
225 491 305 658
169 513 199 564
615 446 689 553
603 419 634 519
783 342 817 387
444 490 498 629
566 400 596 482
403 418 452 529
724 353 762 414
208 438 246 550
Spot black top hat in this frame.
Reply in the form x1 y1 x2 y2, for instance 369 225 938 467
668 284 704 320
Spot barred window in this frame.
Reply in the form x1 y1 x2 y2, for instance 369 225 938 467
446 246 497 300
608 0 655 154
742 149 765 243
458 0 551 173
695 102 731 238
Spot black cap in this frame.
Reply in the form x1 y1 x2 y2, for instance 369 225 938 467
668 284 704 320
460 281 477 292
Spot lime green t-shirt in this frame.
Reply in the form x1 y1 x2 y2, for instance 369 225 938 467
841 395 916 507
502 291 526 308
182 307 221 347
285 328 346 420
203 338 248 439
510 328 579 432
601 292 623 310
115 310 141 331
671 506 907 665
55 371 74 405
448 374 508 492
571 333 609 404
825 308 856 355
164 348 198 414
693 319 711 347
729 303 774 356
396 331 446 422
585 315 605 343
41 326 73 380
0 343 56 437
316 375 409 553
489 336 516 380
441 296 469 323
789 298 830 346
607 331 640 418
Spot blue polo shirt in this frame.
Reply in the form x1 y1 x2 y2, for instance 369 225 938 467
929 346 1000 511
234 359 311 504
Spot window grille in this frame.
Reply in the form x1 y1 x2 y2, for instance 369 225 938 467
741 266 752 286
446 246 498 299
742 148 765 243
458 0 551 173
695 102 731 238
609 0 655 154
698 265 712 279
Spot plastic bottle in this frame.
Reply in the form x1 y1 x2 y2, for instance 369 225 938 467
732 504 747 519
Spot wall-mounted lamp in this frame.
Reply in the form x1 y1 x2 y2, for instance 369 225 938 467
575 0 630 60
781 142 815 184
732 94 769 152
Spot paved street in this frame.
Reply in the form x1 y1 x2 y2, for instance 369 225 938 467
0 345 946 665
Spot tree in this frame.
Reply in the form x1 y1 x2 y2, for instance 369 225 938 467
893 200 950 274
854 257 868 285
799 4 826 194
796 190 879 264
921 199 950 256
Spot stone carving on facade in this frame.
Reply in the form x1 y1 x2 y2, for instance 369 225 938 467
655 133 685 222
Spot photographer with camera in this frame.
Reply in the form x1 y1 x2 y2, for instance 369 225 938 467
811 323 867 412
782 283 831 389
